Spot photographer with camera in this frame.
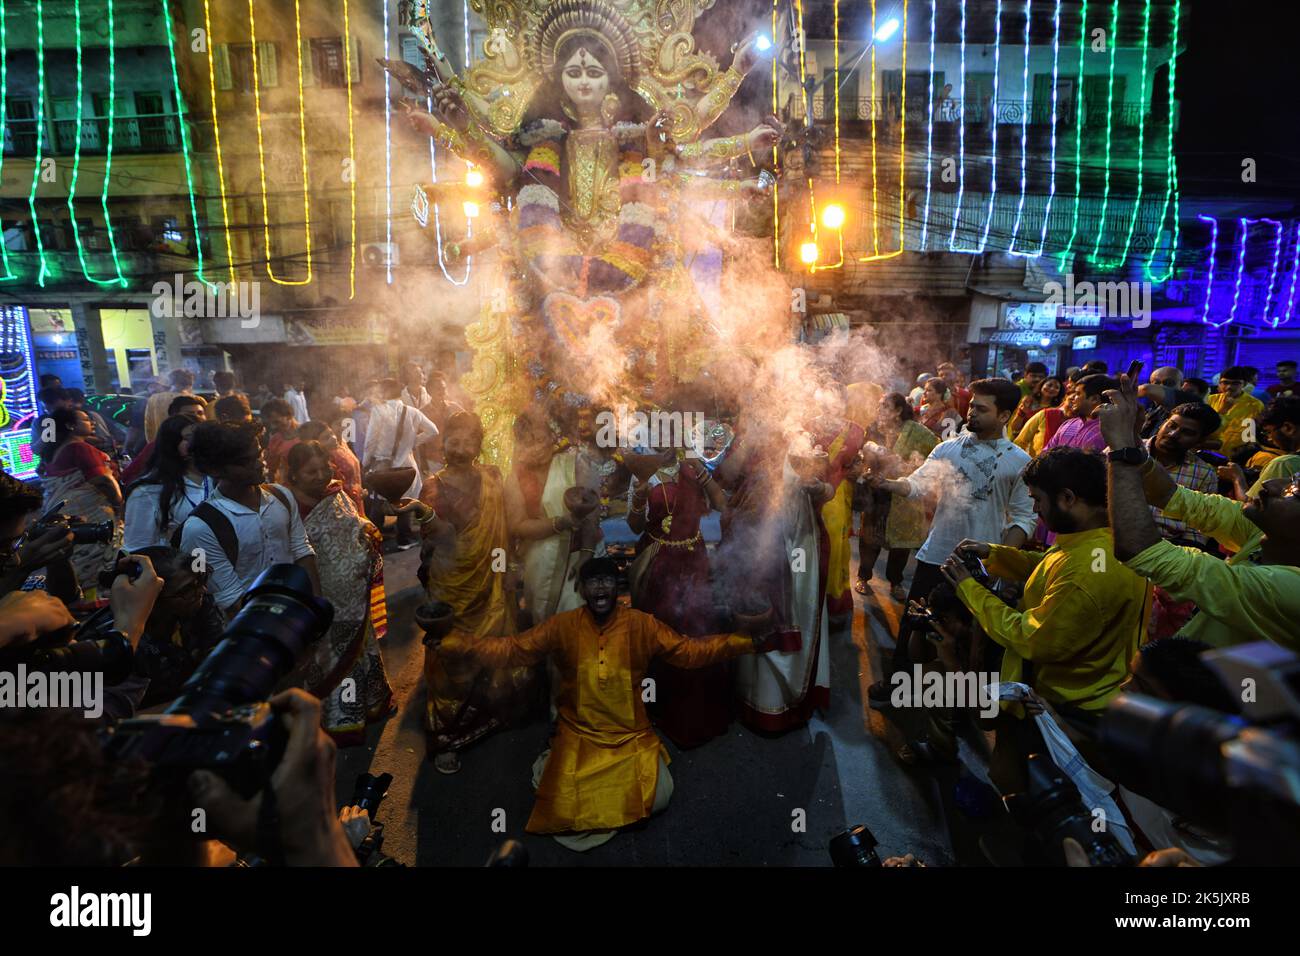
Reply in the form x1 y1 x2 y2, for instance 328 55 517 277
178 422 319 619
0 470 78 602
126 546 225 708
941 447 1151 794
1 551 166 721
1099 370 1300 650
895 580 984 765
39 406 124 598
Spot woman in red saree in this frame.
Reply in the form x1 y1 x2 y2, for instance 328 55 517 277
627 449 729 748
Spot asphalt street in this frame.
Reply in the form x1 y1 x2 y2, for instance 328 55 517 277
334 545 974 867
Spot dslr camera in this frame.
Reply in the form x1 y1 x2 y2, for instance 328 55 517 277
31 499 116 545
106 563 333 798
1100 641 1300 865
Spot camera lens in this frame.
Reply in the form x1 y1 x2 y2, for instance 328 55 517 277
1100 693 1244 828
168 564 333 717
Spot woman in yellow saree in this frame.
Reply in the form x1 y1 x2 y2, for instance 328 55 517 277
414 412 537 774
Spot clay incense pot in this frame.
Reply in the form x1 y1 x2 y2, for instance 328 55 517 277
563 485 599 522
415 601 456 646
788 448 830 482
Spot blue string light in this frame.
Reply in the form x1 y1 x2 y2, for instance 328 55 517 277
1198 214 1218 326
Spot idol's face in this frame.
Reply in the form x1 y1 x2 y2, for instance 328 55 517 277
575 407 596 442
561 48 610 111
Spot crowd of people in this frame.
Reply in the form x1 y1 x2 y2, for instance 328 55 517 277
2 351 1297 866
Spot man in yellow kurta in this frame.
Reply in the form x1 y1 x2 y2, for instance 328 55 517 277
1096 372 1300 652
942 447 1150 793
1206 367 1265 458
438 557 761 850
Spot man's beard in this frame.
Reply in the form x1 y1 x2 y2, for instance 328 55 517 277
1045 503 1080 534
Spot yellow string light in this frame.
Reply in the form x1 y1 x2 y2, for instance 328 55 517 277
249 0 313 285
342 0 356 298
201 0 236 284
860 0 906 262
794 0 842 273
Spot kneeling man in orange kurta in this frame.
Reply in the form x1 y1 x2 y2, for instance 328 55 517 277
437 556 764 851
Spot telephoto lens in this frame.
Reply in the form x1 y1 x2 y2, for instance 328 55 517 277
106 564 334 798
829 825 883 866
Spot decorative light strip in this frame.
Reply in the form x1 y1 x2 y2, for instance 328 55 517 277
1031 0 1062 257
974 0 1001 251
918 0 936 250
161 0 213 288
1055 0 1088 269
860 0 906 262
1101 0 1151 269
343 0 357 297
1225 218 1250 328
795 0 842 272
1197 215 1218 326
97 0 128 285
1145 0 1181 282
26 0 49 287
1258 217 1284 327
1282 222 1300 326
384 0 393 284
249 0 313 285
1087 0 1120 263
67 0 126 286
945 0 968 251
950 0 1000 252
0 0 16 280
427 3 472 286
202 0 237 284
834 0 840 184
1006 0 1031 254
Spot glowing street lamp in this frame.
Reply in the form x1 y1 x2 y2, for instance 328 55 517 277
800 241 820 264
873 17 901 43
821 203 846 230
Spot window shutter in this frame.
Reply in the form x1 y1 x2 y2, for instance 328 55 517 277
300 37 316 87
214 43 233 91
258 41 279 88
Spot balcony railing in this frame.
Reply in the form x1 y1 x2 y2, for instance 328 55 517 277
3 113 180 156
797 97 1148 129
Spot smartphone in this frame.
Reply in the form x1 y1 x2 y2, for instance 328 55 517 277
1126 359 1144 382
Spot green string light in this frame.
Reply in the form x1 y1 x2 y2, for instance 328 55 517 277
1055 0 1087 270
1145 0 1181 282
67 0 127 286
0 1 16 280
1097 0 1151 269
160 0 213 290
99 0 128 284
26 0 50 287
1087 0 1120 263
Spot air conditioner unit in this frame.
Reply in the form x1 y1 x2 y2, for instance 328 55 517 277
362 242 399 268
